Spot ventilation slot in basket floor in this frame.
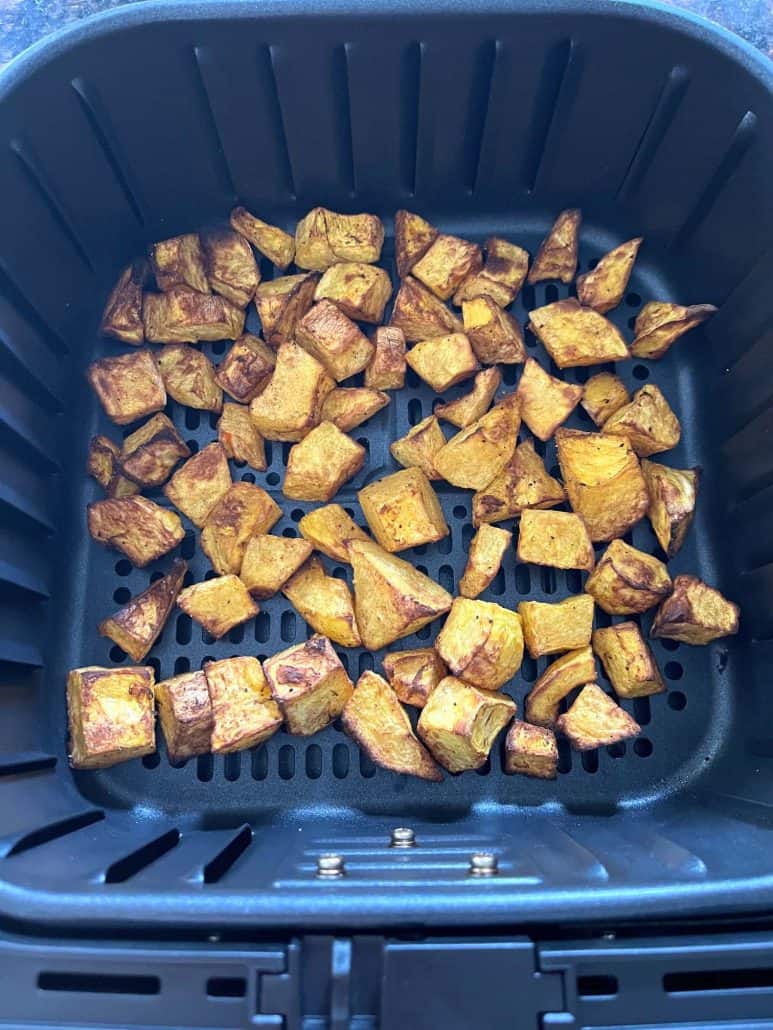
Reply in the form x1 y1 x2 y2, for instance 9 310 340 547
37 972 160 995
103 829 180 884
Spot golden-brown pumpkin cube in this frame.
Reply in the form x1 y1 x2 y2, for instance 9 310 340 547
348 539 453 650
529 298 629 368
177 574 258 639
295 207 384 269
435 598 523 691
364 326 407 390
459 524 512 599
155 670 213 762
630 301 717 360
389 277 464 341
87 350 166 426
382 648 447 708
298 504 370 563
229 206 295 269
343 671 442 780
555 428 649 542
603 385 681 457
581 372 630 427
163 442 231 528
576 238 642 314
412 233 482 301
642 460 700 558
433 400 520 490
394 209 439 278
314 262 392 323
200 482 281 575
98 558 187 662
249 341 335 442
461 296 526 365
504 721 558 779
120 413 190 487
87 496 184 567
585 539 672 615
527 208 581 284
524 645 597 725
100 259 149 344
517 357 582 441
240 534 313 599
519 596 595 659
517 508 595 571
217 402 266 470
417 676 515 773
390 415 446 480
282 556 361 648
295 300 374 382
358 467 449 552
406 333 479 393
204 656 282 754
283 422 365 502
143 288 245 344
435 367 502 428
254 272 319 349
214 333 276 404
155 344 223 412
68 665 155 769
472 440 565 526
321 387 389 432
454 237 529 307
651 574 739 645
264 635 354 735
150 233 209 293
593 623 665 699
557 683 640 750
201 228 260 308
87 435 140 498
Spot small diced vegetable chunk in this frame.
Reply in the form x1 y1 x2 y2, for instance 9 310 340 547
204 657 282 753
406 333 479 392
454 237 529 307
314 262 392 323
603 384 681 457
504 721 558 779
200 482 281 575
390 415 446 480
87 349 166 426
576 238 642 313
156 344 223 412
214 333 276 403
528 298 629 368
650 575 739 645
68 665 155 769
254 272 319 349
177 574 258 639
630 301 717 360
156 670 214 762
298 504 370 563
417 676 515 773
87 496 184 567
143 288 245 344
556 683 640 751
295 207 384 270
525 646 597 725
459 524 512 599
217 402 266 470
230 206 295 269
364 326 407 390
264 635 354 735
100 259 149 344
240 534 313 599
283 421 365 502
358 467 449 552
249 341 335 442
527 209 581 284
435 597 523 691
412 233 483 301
433 399 520 490
163 442 232 528
581 372 630 427
642 460 700 558
461 296 526 364
150 233 209 294
201 228 260 308
282 556 361 648
389 277 463 341
516 357 582 441
472 440 565 526
120 413 190 487
382 648 447 708
435 367 502 428
516 509 595 572
87 435 140 498
321 387 389 432
394 210 439 278
98 558 187 662
592 623 665 698
585 539 672 615
519 595 595 659
296 300 375 382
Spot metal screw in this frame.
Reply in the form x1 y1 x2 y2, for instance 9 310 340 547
390 827 416 848
469 852 498 877
316 853 345 878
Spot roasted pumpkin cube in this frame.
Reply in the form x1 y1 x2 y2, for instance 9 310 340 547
155 670 214 762
517 508 595 571
321 387 389 432
417 676 515 773
214 333 276 404
87 435 140 498
87 496 184 567
204 656 282 753
88 349 166 426
314 262 392 323
577 238 642 313
642 460 700 558
282 556 361 647
298 504 370 563
201 228 260 308
651 574 739 645
406 333 479 392
436 597 523 691
454 237 529 307
382 647 447 709
364 326 407 390
585 539 672 615
240 534 313 599
200 482 281 575
264 635 354 735
163 442 231 528
295 207 384 269
525 645 597 725
390 415 446 480
230 206 295 269
359 467 449 552
459 524 512 599
593 623 665 699
412 233 482 301
120 413 190 487
389 277 463 341
556 683 640 751
394 210 439 278
143 288 245 344
68 665 155 769
254 272 319 349
100 259 149 344
631 301 717 360
529 298 629 368
295 300 374 382
581 372 630 427
177 574 258 639
99 559 186 662
603 384 681 457
504 721 558 779
472 440 565 526
434 400 520 490
461 296 526 365
150 233 209 294
519 596 595 659
343 671 442 780
249 341 335 442
517 357 582 441
283 421 365 502
527 208 581 284
217 402 266 470
435 367 502 428
155 344 223 412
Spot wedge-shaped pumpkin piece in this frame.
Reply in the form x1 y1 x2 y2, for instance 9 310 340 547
229 206 295 269
412 233 483 301
359 467 449 552
178 574 258 639
282 556 361 648
283 421 365 502
593 623 665 699
642 460 700 557
390 415 446 480
265 635 354 736
87 435 140 498
296 299 375 382
436 598 523 691
321 387 389 432
254 272 319 349
204 657 282 754
528 208 581 284
249 341 335 442
314 262 392 323
525 645 597 725
505 721 558 779
101 259 149 344
529 298 629 368
517 508 595 572
296 208 384 270
650 574 739 645
435 367 502 428
382 648 447 709
150 233 208 293
462 296 526 365
299 504 370 563
143 288 245 344
555 428 649 542
406 333 479 392
98 558 187 662
217 402 266 470
343 671 442 780
433 400 520 490
389 277 463 341
472 440 565 526
585 539 672 615
348 539 453 650
631 301 717 360
201 228 260 308
517 357 582 441
576 238 642 313
364 326 407 390
603 384 681 457
68 665 155 769
581 372 630 427
454 237 529 307
87 497 184 567
557 683 640 751
156 670 214 762
120 414 190 488
163 442 231 528
88 349 166 426
519 597 595 660
156 344 223 412
394 210 439 278
201 482 281 575
418 676 515 773
240 534 313 599
459 524 512 599
214 333 276 403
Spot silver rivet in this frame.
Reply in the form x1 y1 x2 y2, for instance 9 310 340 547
390 827 416 848
316 853 345 878
207 934 221 943
602 931 616 941
469 852 498 876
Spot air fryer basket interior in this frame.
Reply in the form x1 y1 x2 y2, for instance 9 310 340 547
0 0 772 931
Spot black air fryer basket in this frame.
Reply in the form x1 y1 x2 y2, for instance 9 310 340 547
1 0 772 943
